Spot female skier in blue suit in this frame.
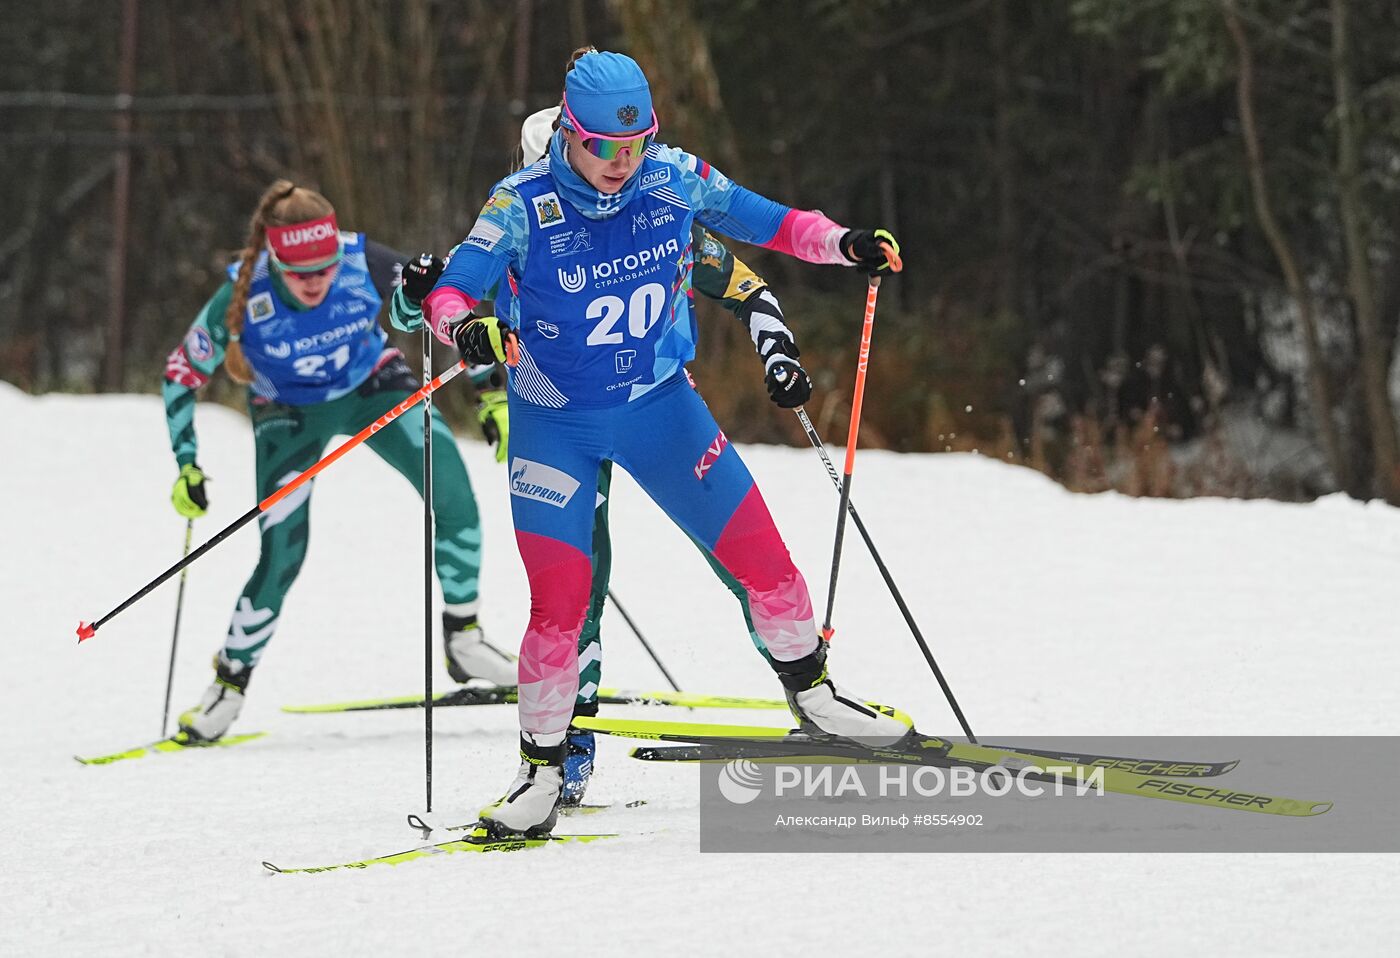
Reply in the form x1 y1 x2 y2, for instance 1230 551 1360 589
423 51 906 837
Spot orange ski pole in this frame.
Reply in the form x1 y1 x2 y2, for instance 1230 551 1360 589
77 359 471 643
821 243 901 643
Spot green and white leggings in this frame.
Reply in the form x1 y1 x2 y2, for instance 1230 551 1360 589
220 364 762 688
223 358 481 668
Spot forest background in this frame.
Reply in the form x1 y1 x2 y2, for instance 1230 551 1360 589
3 0 1399 503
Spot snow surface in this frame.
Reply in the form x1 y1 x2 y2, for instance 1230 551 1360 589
2 379 1398 956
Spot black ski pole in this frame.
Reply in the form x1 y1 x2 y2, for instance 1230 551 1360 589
77 360 470 643
160 519 194 738
79 358 473 644
606 590 682 693
421 320 435 813
793 405 977 743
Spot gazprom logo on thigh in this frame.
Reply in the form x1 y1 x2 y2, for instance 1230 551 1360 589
509 458 581 509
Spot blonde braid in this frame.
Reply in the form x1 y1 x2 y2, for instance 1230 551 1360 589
223 179 297 384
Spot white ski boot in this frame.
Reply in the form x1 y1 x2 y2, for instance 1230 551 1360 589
478 733 565 838
443 612 517 687
776 645 913 746
177 652 251 743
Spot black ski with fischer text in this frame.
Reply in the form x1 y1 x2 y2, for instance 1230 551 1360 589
630 740 1239 778
575 718 1328 818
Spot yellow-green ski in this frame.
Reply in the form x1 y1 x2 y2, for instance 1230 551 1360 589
281 687 786 714
411 801 649 835
263 828 617 874
75 731 267 766
582 718 791 740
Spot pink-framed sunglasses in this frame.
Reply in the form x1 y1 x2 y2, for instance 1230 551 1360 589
561 96 658 160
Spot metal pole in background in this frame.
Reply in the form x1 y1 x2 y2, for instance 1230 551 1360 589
103 0 137 392
606 590 682 693
421 324 435 813
793 407 977 743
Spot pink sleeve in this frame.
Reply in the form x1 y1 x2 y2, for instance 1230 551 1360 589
759 209 852 266
423 288 479 344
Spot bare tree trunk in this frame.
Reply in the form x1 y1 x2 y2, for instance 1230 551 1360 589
608 0 740 173
873 63 903 311
993 0 1018 324
404 0 439 243
511 0 533 118
1330 0 1400 502
103 0 138 393
244 2 319 187
1222 2 1350 492
240 0 449 241
302 0 359 222
568 0 589 51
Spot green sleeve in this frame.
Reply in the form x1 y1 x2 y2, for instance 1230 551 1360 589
389 284 424 332
162 283 233 468
390 246 503 394
690 226 795 365
391 241 480 333
691 226 767 316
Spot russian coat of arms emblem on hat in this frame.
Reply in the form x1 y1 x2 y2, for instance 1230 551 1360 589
617 104 640 127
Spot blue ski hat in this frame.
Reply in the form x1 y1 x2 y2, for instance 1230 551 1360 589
560 51 654 135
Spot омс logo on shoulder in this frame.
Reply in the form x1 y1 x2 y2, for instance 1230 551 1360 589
617 104 640 127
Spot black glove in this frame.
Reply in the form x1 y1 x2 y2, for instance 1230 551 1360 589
765 359 812 408
840 228 901 276
451 316 517 366
401 253 445 308
758 331 812 409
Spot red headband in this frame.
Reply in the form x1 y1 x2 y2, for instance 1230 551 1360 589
267 214 341 271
